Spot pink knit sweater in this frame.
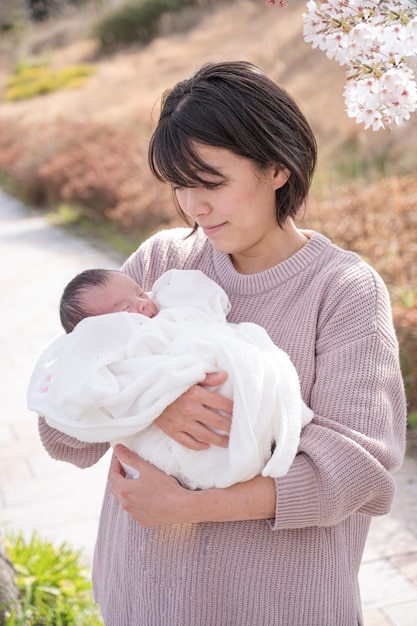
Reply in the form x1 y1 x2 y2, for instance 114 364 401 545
38 229 406 626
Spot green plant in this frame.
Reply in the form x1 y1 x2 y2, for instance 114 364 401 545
0 0 28 34
3 531 103 625
408 411 417 431
408 412 417 431
47 203 140 258
94 0 192 47
4 62 96 102
333 140 389 183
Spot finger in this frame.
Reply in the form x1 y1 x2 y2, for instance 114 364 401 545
113 445 160 480
199 406 232 433
108 455 128 496
174 431 211 451
113 444 141 468
201 371 228 387
191 421 229 448
162 425 228 450
179 407 230 446
109 453 125 477
203 396 233 419
196 386 233 417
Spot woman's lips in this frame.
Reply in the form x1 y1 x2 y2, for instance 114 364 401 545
200 223 226 236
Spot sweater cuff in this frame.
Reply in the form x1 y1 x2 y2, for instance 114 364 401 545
268 454 321 530
38 416 109 469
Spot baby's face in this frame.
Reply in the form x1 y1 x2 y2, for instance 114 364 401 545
86 272 158 318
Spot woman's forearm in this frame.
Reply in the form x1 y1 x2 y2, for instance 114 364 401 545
110 445 277 527
189 474 277 523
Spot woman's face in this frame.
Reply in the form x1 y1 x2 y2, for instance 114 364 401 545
174 145 290 273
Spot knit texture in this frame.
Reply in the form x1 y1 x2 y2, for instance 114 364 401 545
38 229 407 626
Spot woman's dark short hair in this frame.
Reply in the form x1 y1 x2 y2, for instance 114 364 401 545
60 268 112 333
148 60 317 227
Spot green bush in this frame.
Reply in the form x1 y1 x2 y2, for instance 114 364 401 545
3 531 103 625
409 412 417 431
94 0 193 47
0 0 27 33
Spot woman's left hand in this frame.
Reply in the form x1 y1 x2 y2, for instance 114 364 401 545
109 445 191 527
110 444 277 527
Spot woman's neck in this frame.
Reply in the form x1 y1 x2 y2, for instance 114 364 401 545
231 223 309 275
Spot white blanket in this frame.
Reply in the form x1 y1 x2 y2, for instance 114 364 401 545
27 269 312 489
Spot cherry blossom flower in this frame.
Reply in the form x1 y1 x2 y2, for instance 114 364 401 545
268 0 417 129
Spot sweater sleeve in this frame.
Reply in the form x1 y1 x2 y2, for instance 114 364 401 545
38 417 110 469
271 263 407 530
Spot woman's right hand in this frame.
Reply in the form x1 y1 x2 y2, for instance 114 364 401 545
154 372 233 450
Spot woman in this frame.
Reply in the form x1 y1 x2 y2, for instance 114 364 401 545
39 61 406 625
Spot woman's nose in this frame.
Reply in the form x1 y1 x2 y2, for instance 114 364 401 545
179 188 210 219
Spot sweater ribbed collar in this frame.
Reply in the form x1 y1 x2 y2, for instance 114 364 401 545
210 231 331 295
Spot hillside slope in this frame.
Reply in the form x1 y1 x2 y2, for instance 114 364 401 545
1 0 416 170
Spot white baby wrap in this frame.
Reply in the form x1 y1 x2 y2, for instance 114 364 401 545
27 269 312 489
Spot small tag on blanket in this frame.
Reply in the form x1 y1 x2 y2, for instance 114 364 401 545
120 461 140 480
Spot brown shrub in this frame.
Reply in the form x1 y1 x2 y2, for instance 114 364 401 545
0 125 23 172
393 305 417 414
303 178 417 415
0 118 177 233
0 121 87 205
303 177 417 293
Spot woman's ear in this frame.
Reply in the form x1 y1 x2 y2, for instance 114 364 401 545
274 165 291 190
272 165 291 190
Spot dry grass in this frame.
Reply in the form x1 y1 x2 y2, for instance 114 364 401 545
0 1 379 137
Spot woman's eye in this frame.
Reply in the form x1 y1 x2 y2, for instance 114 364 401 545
205 182 222 190
173 181 223 192
201 179 224 190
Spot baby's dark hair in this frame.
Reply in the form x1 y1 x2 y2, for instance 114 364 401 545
60 268 114 333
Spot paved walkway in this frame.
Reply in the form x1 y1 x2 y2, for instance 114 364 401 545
1 188 417 625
